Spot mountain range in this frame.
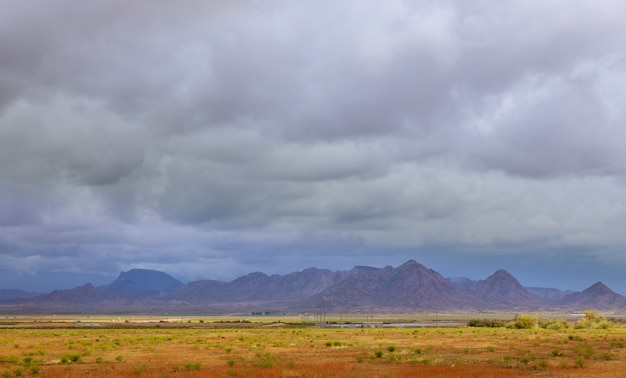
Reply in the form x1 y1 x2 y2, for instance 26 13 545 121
0 260 623 314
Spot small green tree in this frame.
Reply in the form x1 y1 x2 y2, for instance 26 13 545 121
575 309 610 329
539 318 569 330
584 309 605 323
514 313 538 329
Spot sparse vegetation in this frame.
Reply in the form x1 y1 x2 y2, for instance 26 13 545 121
252 353 278 368
0 313 625 377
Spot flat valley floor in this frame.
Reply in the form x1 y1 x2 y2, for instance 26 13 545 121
1 317 626 377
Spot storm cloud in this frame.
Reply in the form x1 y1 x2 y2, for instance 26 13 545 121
2 0 626 292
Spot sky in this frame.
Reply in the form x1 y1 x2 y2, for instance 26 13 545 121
2 1 626 294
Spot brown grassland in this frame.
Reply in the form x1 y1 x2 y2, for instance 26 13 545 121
1 315 626 377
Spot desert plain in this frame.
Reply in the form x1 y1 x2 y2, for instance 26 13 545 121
1 314 626 377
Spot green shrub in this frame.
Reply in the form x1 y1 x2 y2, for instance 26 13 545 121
133 365 148 375
61 354 81 364
575 310 611 329
575 358 585 368
514 314 538 329
468 319 506 327
387 353 400 362
539 319 569 330
575 345 595 358
184 362 201 371
0 356 20 363
598 320 613 329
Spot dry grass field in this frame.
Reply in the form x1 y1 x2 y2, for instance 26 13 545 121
1 316 626 377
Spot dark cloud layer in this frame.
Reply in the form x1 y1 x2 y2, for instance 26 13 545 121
2 0 626 292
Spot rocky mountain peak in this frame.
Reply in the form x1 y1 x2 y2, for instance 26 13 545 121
99 269 184 298
466 269 541 308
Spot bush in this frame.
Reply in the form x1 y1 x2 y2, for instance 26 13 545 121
468 319 506 328
575 310 612 329
184 362 201 371
514 314 538 329
575 358 585 368
132 365 148 375
598 320 613 329
61 354 81 364
539 319 569 330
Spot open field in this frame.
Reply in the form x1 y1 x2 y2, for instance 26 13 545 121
1 315 626 377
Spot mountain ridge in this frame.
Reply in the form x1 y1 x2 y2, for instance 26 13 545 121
1 262 623 314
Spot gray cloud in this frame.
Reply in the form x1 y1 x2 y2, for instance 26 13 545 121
2 0 626 292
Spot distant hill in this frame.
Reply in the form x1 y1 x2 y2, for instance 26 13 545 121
2 261 626 314
303 260 470 311
33 283 105 309
46 283 102 302
161 267 351 303
559 282 626 310
99 269 184 298
465 269 543 309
